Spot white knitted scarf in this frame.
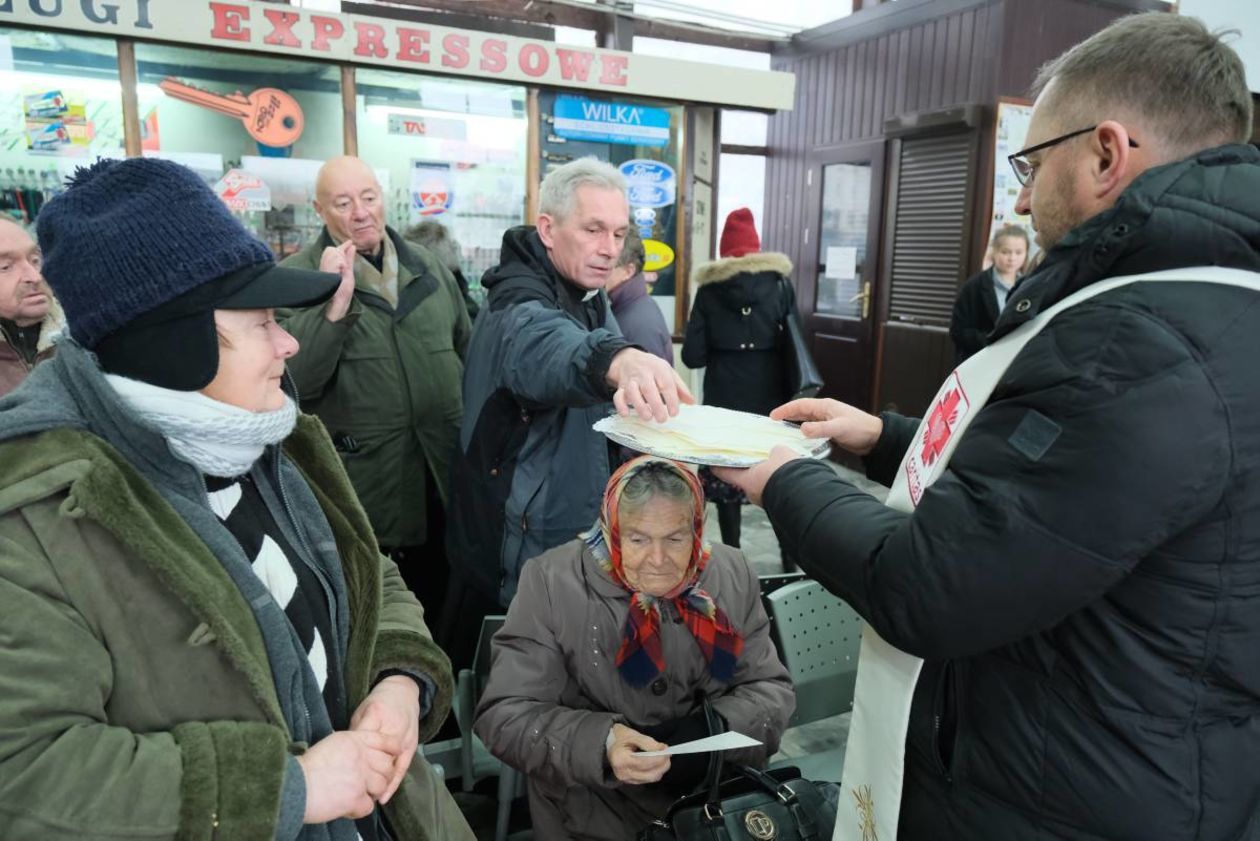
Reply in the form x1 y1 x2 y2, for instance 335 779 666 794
106 375 297 477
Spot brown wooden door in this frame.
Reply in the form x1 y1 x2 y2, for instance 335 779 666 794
799 141 886 412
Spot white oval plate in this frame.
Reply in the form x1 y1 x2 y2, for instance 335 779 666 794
594 404 832 468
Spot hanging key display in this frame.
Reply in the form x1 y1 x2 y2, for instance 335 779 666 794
158 77 305 149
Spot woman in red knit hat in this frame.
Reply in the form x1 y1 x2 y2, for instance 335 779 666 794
681 208 797 549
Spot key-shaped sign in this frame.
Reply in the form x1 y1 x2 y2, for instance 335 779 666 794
159 77 305 148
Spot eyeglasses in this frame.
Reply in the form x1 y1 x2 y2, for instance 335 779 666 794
1007 126 1139 186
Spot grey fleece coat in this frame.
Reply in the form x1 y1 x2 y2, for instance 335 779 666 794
473 540 795 841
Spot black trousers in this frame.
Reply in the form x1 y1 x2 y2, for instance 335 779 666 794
436 575 504 676
382 471 449 632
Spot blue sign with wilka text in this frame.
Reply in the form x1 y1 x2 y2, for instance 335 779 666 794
552 95 671 148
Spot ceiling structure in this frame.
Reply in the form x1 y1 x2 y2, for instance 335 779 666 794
337 0 861 52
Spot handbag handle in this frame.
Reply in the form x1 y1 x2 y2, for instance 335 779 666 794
700 696 726 805
696 699 799 818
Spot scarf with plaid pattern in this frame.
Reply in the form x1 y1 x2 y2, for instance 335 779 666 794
582 456 744 688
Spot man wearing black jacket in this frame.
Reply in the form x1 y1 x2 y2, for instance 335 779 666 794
719 13 1260 841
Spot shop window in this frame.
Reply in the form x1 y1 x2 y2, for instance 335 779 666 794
133 43 344 259
721 110 768 147
537 89 684 327
355 67 528 303
0 28 125 226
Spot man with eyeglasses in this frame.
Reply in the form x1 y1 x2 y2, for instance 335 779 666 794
718 13 1260 841
280 155 472 632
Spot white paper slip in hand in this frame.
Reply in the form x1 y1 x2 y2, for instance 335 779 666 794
636 731 761 757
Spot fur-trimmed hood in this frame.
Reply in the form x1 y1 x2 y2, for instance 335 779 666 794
36 295 64 353
0 293 64 354
692 252 792 287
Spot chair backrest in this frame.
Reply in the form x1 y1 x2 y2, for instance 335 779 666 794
758 571 807 601
472 614 507 695
766 579 862 727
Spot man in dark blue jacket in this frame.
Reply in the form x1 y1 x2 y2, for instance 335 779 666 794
443 158 691 669
720 13 1260 841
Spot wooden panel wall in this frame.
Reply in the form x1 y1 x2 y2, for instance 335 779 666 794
764 1 1002 272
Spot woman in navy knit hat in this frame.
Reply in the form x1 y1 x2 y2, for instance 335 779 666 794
0 158 473 841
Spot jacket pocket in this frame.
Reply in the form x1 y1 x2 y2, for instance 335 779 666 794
932 660 961 781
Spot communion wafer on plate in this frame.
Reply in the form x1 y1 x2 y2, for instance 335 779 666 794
594 404 831 467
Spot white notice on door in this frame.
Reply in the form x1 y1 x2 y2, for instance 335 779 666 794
826 246 857 279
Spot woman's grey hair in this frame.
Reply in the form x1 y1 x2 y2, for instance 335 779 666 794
402 220 461 273
617 228 646 272
538 157 626 223
1032 13 1253 156
619 461 696 519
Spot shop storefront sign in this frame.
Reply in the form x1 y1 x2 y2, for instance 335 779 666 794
387 112 466 141
0 0 794 110
410 160 453 217
554 96 670 147
619 158 676 211
643 238 675 272
159 76 305 148
214 167 271 211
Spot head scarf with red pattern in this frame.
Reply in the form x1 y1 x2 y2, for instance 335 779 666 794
581 456 745 688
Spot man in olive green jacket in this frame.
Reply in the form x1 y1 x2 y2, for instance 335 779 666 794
280 156 471 622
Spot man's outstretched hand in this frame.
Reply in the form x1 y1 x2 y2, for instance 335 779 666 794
608 348 695 423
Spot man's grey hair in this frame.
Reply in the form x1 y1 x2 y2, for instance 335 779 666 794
402 220 461 272
1032 13 1253 157
538 157 626 222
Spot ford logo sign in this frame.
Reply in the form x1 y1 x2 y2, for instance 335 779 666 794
620 159 675 185
627 184 673 208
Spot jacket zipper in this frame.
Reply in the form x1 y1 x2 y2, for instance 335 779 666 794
0 322 33 373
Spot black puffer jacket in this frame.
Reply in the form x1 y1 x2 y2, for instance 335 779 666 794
681 252 794 415
764 144 1260 841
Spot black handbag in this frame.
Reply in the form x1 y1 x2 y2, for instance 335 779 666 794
638 701 837 841
779 277 824 399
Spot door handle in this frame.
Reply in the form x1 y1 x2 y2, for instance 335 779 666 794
848 280 871 319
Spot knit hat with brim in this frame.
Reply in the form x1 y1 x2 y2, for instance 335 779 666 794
37 157 338 390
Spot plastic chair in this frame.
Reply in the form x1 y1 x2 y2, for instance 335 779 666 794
758 571 807 664
765 579 862 782
758 570 807 600
453 615 525 841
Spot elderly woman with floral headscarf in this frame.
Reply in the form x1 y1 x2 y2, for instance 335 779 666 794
474 456 795 841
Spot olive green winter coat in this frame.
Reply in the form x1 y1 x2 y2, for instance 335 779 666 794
0 415 472 841
280 227 471 547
